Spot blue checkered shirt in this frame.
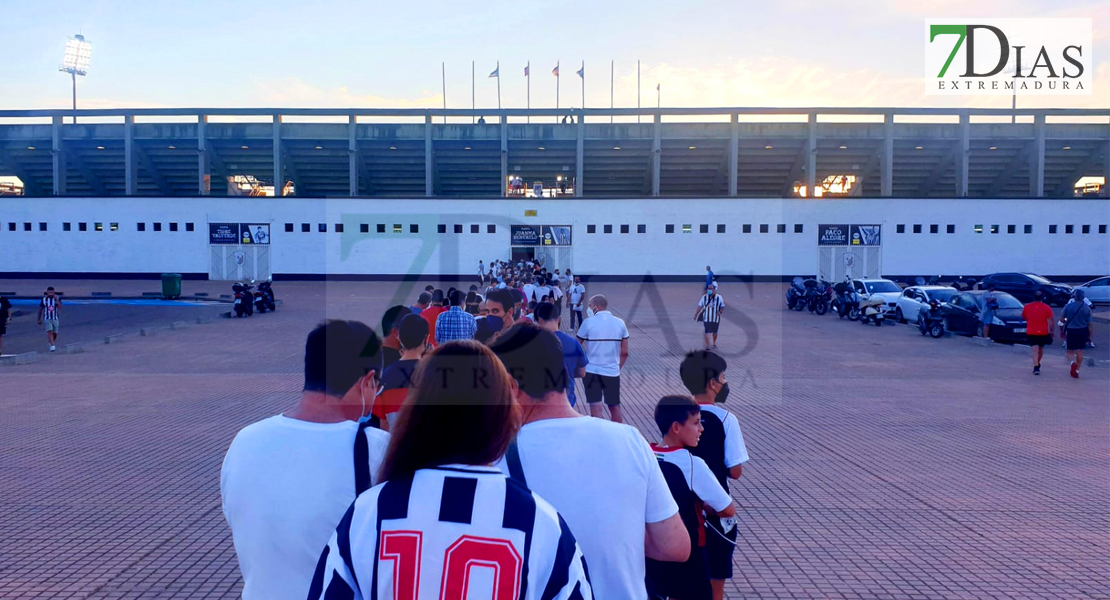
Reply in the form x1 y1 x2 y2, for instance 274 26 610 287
435 306 477 343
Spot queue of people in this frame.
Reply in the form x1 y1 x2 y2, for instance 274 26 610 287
220 290 752 600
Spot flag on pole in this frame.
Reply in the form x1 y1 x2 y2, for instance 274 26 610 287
656 83 660 91
552 65 559 76
576 65 584 78
489 66 499 78
524 65 529 77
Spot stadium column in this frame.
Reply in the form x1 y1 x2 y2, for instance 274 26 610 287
575 116 584 197
124 114 135 196
51 115 66 196
500 117 508 197
425 114 434 197
957 112 970 197
651 113 661 197
806 112 816 197
197 116 209 196
273 115 283 196
1031 112 1045 198
881 112 893 197
728 113 738 197
348 115 358 196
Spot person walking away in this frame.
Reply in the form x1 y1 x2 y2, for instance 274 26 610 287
309 340 594 599
410 291 431 316
491 324 689 599
647 396 737 600
577 294 630 423
373 314 428 431
1021 291 1054 375
435 289 478 343
534 302 588 408
379 306 412 371
220 321 390 600
420 289 447 346
1062 289 1093 379
679 351 750 600
477 259 485 285
980 284 999 340
705 266 716 292
568 276 586 330
0 296 12 355
695 285 725 350
37 287 62 352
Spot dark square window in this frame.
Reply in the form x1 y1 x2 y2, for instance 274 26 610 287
700 224 709 234
361 224 370 233
930 224 939 234
588 224 597 234
603 225 613 234
1024 225 1032 234
470 224 479 234
1065 224 1074 234
897 224 905 234
946 224 955 234
39 222 47 231
299 223 308 232
487 224 496 234
151 223 160 232
1007 224 1015 234
23 222 31 231
63 222 71 231
760 224 769 233
410 224 418 234
95 222 103 232
717 224 726 234
990 224 999 234
795 224 804 234
1082 224 1090 234
335 223 344 233
393 224 402 234
743 224 752 233
138 222 146 232
186 223 194 232
911 224 921 234
437 224 446 234
79 222 88 231
665 224 674 233
454 224 462 234
7 222 14 231
378 224 387 233
637 224 646 234
620 224 629 234
170 222 178 232
110 223 118 232
1049 224 1057 234
1100 225 1107 234
318 223 327 233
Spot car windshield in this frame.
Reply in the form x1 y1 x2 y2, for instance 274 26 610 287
929 289 957 302
864 281 901 294
982 293 1023 309
1025 274 1053 285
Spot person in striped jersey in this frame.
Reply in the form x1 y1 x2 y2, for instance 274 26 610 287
693 286 725 351
309 340 593 600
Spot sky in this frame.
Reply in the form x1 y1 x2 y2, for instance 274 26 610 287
0 0 1106 112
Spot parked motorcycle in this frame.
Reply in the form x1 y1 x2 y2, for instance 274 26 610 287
233 282 254 317
807 280 832 315
917 299 945 338
255 280 276 313
831 280 860 320
951 276 978 291
859 295 886 326
785 277 807 311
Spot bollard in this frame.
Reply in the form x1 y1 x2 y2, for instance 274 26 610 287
104 334 126 344
62 343 85 354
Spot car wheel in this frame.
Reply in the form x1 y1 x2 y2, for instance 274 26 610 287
895 307 905 323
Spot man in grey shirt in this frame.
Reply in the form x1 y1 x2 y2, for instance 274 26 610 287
1062 289 1093 379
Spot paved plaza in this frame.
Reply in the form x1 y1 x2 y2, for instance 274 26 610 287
1 279 1108 599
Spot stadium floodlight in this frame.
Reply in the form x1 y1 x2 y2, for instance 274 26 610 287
59 34 92 122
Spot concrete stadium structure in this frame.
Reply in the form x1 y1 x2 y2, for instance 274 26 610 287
1 106 1108 198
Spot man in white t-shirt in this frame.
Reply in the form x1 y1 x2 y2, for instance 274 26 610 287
568 276 586 330
491 324 689 600
220 320 391 600
577 294 630 423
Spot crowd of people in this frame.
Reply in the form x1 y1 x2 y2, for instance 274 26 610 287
220 279 752 599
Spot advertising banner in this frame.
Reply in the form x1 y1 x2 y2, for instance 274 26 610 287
817 224 850 246
850 224 882 246
208 223 240 245
510 225 542 246
240 223 270 245
540 225 572 246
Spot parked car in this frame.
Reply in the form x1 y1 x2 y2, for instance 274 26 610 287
851 278 904 316
941 291 1028 342
894 285 958 323
978 272 1073 306
1074 276 1110 305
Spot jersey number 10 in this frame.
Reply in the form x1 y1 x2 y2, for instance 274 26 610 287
380 530 523 599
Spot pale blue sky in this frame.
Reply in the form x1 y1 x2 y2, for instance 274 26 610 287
0 0 1105 111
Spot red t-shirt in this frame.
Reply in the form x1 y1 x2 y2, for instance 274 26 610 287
420 306 447 345
1021 301 1054 336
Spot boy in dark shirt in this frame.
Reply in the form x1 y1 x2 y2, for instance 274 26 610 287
373 314 427 430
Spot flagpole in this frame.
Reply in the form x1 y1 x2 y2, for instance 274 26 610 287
657 83 660 109
637 60 641 123
442 62 447 124
526 60 530 123
610 59 614 124
556 61 560 123
580 61 585 112
496 60 501 111
471 60 475 124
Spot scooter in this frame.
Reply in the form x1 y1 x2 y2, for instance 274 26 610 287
255 280 276 313
785 277 807 311
859 295 886 326
831 280 861 320
232 282 254 317
917 300 946 338
807 280 832 315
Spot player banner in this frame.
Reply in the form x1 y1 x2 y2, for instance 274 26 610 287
240 223 270 245
850 224 881 246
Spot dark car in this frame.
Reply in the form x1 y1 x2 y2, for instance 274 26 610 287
979 272 1073 306
941 291 1028 342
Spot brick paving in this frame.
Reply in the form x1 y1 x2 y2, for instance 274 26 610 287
0 280 1107 599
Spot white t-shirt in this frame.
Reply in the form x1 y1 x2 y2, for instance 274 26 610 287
220 415 390 600
569 284 586 308
699 403 750 469
496 417 678 600
522 283 538 302
577 310 629 377
651 446 732 512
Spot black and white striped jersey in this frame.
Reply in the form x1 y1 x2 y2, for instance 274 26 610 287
697 294 725 323
308 465 593 600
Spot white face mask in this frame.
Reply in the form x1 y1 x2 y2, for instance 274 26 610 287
585 306 596 319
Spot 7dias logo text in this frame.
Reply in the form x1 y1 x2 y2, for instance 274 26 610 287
926 18 1092 95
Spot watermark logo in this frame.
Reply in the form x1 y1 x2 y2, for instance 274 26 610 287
927 18 1091 95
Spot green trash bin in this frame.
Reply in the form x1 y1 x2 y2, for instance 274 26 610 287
161 273 182 299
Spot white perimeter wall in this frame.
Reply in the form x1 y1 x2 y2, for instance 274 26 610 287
1 197 1108 278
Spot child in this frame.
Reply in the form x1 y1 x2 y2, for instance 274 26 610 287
679 351 750 600
647 395 737 600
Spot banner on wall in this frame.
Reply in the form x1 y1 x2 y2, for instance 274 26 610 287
209 223 240 244
849 224 881 246
510 225 542 246
817 224 850 246
510 225 572 246
240 223 270 245
817 224 881 246
541 225 572 246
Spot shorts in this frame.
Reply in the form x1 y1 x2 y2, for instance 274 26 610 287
0 323 6 336
647 546 712 600
44 319 59 334
583 372 621 406
703 321 720 334
704 514 737 580
1066 328 1090 351
979 309 994 325
1027 334 1052 347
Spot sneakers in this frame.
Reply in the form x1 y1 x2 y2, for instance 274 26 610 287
1070 361 1079 379
1033 365 1040 375
49 345 56 352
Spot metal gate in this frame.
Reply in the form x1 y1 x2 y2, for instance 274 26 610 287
818 246 881 281
536 247 573 275
209 245 271 281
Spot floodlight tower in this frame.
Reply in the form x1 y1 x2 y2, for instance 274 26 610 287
59 34 92 123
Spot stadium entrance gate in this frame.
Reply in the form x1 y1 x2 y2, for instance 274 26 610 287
207 223 272 281
816 224 882 281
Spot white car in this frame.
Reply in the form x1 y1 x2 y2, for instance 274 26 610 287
894 285 958 323
1075 276 1110 305
851 279 904 315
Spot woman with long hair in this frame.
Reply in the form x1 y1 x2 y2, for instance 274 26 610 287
308 340 593 599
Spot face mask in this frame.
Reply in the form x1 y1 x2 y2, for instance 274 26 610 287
715 382 730 404
586 307 595 319
486 315 504 332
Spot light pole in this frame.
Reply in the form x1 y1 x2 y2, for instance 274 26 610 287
59 34 92 124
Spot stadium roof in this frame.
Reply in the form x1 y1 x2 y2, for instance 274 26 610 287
0 106 1107 199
